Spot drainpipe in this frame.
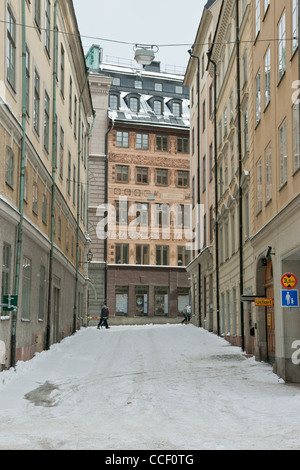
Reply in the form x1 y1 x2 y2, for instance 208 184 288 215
73 73 89 334
46 0 59 350
11 0 27 367
207 49 220 337
104 118 115 305
236 0 245 352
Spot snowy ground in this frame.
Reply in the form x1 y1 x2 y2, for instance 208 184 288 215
0 324 300 451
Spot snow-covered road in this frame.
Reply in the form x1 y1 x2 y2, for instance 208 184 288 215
0 324 300 450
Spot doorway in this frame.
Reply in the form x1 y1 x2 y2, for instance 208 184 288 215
53 287 60 344
264 260 275 363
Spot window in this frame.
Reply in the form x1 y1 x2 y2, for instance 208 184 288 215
244 192 250 239
116 131 129 147
292 0 298 54
42 193 47 224
129 97 139 112
109 94 118 110
136 167 148 184
156 169 168 185
5 147 14 188
173 102 181 117
116 165 129 182
135 80 142 89
38 266 46 321
255 69 261 125
231 211 235 255
279 118 287 187
156 135 168 151
136 245 149 265
136 133 148 149
255 0 260 38
156 246 169 266
154 287 168 315
44 0 51 55
60 45 65 96
34 0 41 30
256 157 262 213
67 152 71 195
177 137 189 153
69 77 73 122
74 96 77 138
293 104 300 172
44 91 50 153
264 46 271 107
33 68 40 134
59 127 64 179
265 142 272 203
6 6 16 90
175 86 183 94
155 83 162 92
177 246 191 266
278 11 286 81
115 244 129 264
115 286 128 315
135 286 148 316
32 180 38 214
154 100 162 114
135 202 149 226
116 199 128 224
22 257 31 320
112 77 120 86
1 245 11 301
25 47 30 116
73 164 76 206
203 154 206 192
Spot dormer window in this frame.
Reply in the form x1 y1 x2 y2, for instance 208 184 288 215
109 94 119 110
173 102 181 117
154 99 163 115
129 97 139 112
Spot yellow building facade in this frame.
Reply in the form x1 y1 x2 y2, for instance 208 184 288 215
0 0 93 368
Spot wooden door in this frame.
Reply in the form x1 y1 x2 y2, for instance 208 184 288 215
265 261 275 362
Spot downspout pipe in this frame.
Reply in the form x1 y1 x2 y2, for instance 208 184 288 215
11 0 27 367
207 49 220 338
236 0 245 352
73 73 89 334
104 118 115 306
46 0 59 351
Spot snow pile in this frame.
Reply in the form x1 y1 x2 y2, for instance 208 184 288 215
0 324 300 450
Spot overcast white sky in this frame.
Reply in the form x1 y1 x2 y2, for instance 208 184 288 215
73 0 208 73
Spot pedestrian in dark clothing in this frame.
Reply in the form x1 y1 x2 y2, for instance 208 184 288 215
97 305 110 329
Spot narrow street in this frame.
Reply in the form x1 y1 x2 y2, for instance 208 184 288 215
0 324 299 450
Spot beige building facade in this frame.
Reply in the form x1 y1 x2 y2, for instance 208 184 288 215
251 0 300 382
0 0 93 368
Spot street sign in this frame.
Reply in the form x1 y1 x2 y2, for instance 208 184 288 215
281 290 299 308
255 298 273 307
2 295 18 312
281 273 297 289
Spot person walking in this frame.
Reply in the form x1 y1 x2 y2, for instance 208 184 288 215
97 304 110 329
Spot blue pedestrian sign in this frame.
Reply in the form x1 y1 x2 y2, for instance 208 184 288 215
281 290 299 308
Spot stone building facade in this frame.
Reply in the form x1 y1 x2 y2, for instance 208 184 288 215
86 52 191 324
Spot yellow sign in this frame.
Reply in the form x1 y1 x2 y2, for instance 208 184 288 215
255 299 273 307
281 273 297 289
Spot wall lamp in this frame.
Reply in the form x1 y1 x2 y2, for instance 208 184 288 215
79 249 94 266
